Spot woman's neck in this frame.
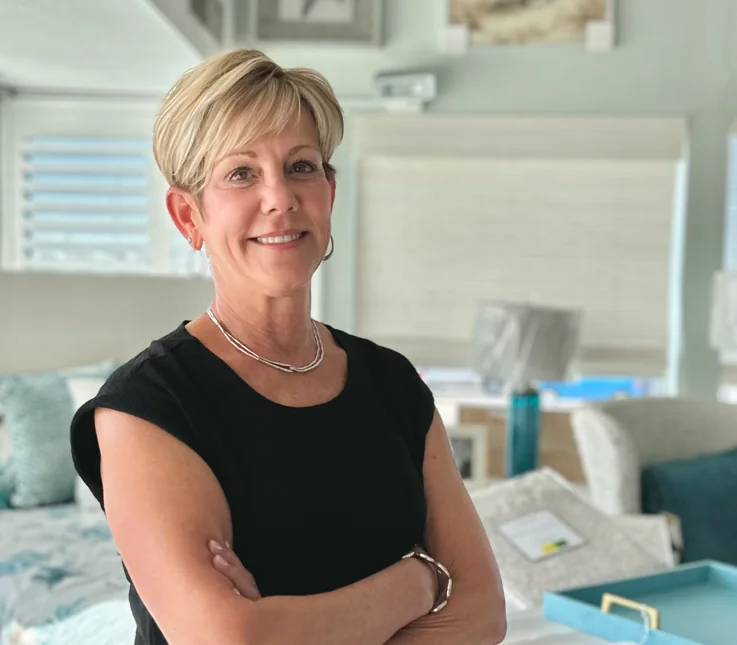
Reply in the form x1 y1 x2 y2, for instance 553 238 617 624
210 288 316 365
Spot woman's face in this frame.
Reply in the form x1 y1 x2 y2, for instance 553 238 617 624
194 109 334 298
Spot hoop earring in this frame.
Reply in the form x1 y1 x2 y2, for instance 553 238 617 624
323 235 334 261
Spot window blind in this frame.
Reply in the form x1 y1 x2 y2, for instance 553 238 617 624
0 95 200 277
353 115 686 376
20 135 152 273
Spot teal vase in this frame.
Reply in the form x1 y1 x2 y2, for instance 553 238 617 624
505 387 541 477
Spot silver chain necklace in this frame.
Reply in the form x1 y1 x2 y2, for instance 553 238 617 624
206 307 324 374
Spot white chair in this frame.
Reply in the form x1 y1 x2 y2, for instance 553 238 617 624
570 398 737 515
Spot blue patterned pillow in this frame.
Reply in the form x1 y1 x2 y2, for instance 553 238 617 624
0 361 115 509
0 373 78 507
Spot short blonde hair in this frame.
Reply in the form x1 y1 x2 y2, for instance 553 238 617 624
153 49 344 196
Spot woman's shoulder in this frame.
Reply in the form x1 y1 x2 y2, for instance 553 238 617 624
328 326 435 443
70 323 211 514
325 325 418 375
325 325 430 395
101 322 194 393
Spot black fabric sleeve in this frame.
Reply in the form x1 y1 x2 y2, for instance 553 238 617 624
70 360 204 510
390 350 436 436
371 344 436 474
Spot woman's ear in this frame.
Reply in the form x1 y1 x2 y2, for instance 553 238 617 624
166 187 201 248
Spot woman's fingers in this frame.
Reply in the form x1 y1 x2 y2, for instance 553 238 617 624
213 554 261 599
209 540 240 568
209 540 262 600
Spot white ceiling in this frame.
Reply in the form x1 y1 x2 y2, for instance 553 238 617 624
0 0 201 95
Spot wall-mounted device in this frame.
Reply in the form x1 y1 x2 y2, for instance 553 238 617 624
373 71 437 112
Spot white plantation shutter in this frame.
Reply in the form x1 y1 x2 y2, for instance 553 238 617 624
20 135 152 273
1 95 208 277
353 115 686 376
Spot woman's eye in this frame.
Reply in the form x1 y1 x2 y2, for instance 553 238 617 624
291 160 317 174
229 167 253 182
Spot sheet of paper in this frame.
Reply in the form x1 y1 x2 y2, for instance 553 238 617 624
499 510 585 562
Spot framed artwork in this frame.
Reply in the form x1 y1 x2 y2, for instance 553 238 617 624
447 424 488 490
254 0 383 45
440 0 616 53
190 0 225 43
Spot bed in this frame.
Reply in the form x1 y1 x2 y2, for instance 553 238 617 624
0 503 133 644
0 361 134 643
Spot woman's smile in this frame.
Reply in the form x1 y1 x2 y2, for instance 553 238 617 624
249 230 309 250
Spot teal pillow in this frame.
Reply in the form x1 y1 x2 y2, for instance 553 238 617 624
0 373 77 507
641 447 737 565
0 361 116 508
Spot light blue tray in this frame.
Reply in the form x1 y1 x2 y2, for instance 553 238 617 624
543 560 737 644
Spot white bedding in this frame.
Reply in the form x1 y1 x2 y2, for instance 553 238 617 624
2 599 135 645
0 504 129 637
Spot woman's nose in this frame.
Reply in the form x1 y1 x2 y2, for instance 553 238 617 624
260 175 298 215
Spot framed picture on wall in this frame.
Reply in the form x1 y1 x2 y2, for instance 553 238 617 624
447 423 488 490
440 0 616 53
254 0 383 45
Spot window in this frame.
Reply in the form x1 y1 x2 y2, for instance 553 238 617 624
723 135 737 273
20 135 152 273
352 114 686 379
1 95 207 277
718 134 737 394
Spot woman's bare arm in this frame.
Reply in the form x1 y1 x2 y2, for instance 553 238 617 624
385 410 507 645
96 408 436 645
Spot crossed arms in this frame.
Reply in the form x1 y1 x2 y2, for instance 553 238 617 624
96 407 507 645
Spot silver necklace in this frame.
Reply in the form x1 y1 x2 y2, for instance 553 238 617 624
206 307 324 374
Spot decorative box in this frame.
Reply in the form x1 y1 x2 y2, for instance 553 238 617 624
543 560 737 644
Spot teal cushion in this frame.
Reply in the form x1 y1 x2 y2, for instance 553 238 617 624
641 447 737 565
0 373 77 507
0 361 116 508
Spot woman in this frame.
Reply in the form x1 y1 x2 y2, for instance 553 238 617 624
71 48 506 645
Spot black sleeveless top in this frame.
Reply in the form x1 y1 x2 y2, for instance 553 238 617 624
70 322 434 645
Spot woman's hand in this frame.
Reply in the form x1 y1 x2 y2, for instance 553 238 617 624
208 540 262 600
